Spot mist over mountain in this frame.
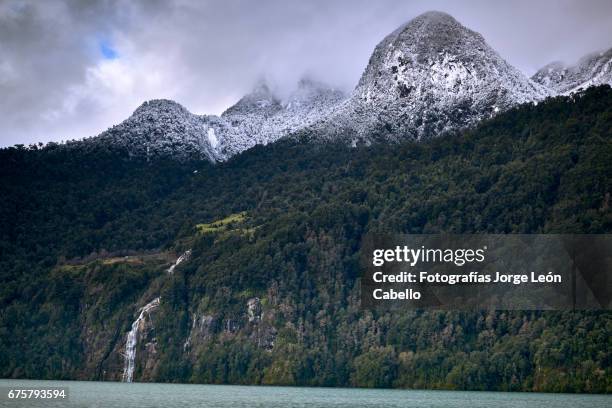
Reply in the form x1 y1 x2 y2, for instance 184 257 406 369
532 48 612 94
220 79 347 157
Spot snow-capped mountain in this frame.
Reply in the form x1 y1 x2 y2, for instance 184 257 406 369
96 79 346 161
309 11 551 143
532 48 612 94
92 11 609 162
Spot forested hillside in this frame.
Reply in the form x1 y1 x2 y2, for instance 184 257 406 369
0 86 610 392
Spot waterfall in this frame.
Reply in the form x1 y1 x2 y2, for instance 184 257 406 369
122 297 160 383
167 250 191 274
120 249 190 381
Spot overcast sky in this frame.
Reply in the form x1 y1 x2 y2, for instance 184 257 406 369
1 0 611 147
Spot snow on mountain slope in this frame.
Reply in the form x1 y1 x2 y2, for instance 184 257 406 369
96 79 347 161
532 48 612 94
94 11 611 162
309 11 551 143
219 78 347 156
97 99 226 161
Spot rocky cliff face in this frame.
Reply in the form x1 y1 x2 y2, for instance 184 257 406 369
532 48 612 94
179 295 277 376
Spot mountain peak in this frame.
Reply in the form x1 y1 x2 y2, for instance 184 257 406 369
133 99 189 115
284 78 346 113
222 80 282 119
319 11 550 142
98 98 223 162
392 10 471 40
411 10 459 24
380 11 485 64
291 77 339 94
297 76 323 89
250 79 275 97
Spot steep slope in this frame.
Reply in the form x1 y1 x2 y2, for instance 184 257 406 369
1 86 611 391
310 11 551 143
532 48 612 94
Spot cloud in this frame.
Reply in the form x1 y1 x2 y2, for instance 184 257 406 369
1 0 611 146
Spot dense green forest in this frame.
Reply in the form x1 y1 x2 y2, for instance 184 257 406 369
0 86 610 392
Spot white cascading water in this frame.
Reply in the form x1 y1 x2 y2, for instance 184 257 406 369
122 297 160 382
167 250 191 274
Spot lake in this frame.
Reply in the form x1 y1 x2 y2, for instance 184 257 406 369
0 379 610 408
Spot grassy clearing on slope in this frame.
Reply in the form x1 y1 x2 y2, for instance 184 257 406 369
195 212 251 235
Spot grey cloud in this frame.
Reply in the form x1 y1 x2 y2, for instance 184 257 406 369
1 0 611 147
